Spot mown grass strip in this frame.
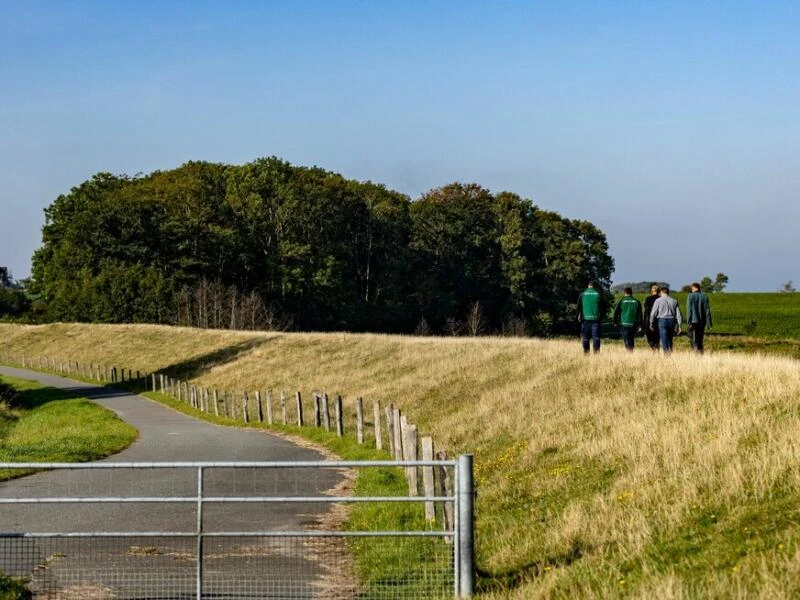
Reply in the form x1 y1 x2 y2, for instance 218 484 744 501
0 374 138 598
0 375 137 479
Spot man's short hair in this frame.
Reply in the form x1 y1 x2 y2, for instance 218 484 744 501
624 287 633 295
692 282 701 290
587 281 595 287
660 286 670 293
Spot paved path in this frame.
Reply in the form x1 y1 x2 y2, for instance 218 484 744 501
0 366 347 599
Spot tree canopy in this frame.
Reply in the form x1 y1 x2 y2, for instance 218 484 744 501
29 157 614 334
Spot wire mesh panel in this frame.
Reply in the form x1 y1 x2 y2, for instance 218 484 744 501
0 461 463 599
0 536 196 599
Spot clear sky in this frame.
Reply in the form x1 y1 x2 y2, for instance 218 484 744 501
2 1 798 291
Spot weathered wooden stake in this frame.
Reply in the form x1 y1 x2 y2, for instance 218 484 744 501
437 449 454 536
314 394 321 427
373 400 383 450
393 408 403 461
403 424 419 496
266 390 273 424
322 393 331 431
296 391 304 426
355 397 364 445
422 436 436 521
242 392 250 423
213 389 220 416
255 391 263 423
335 395 344 437
385 404 395 456
280 391 287 425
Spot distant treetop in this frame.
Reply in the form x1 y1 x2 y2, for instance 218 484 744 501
611 281 668 294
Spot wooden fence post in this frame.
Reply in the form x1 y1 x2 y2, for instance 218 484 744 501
225 391 233 418
213 389 220 416
373 400 383 450
266 390 273 425
385 403 395 456
203 388 210 412
437 450 454 536
322 393 331 431
242 392 249 423
296 391 304 427
314 394 321 427
280 391 287 425
393 408 403 461
403 423 419 496
335 395 344 437
422 436 436 522
355 397 364 445
255 391 263 423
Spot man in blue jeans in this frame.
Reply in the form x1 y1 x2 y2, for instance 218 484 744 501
577 281 605 354
649 287 682 353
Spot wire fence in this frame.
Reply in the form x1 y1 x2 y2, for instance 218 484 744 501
0 460 472 599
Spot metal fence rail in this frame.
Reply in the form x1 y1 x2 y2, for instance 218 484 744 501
0 458 474 599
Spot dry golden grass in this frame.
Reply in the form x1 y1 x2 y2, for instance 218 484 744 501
3 322 800 597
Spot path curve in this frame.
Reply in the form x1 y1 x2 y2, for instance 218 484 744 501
0 366 348 599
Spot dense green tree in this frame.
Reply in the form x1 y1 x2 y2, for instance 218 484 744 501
409 183 505 331
30 158 614 334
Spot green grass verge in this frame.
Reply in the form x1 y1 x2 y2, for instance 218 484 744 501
0 374 138 598
0 573 29 600
0 375 138 478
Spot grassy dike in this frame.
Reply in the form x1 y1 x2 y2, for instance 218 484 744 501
3 323 800 597
0 373 138 598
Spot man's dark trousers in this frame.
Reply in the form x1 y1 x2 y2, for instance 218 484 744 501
621 326 636 351
581 320 600 353
689 321 706 353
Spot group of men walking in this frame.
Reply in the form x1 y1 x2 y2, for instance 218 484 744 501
577 282 713 354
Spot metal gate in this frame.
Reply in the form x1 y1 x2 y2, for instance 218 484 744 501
0 458 473 599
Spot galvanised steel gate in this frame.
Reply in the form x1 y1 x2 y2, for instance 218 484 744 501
0 458 474 599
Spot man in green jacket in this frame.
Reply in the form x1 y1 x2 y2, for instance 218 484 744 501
613 287 643 351
686 282 712 353
577 281 605 354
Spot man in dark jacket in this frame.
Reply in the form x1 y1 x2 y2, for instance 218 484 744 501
642 284 661 351
686 282 713 353
577 281 605 354
613 287 643 351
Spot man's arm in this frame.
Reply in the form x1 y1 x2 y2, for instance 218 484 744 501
612 301 621 325
649 298 659 328
705 295 712 329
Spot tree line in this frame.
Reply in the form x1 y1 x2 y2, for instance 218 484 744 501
27 157 614 335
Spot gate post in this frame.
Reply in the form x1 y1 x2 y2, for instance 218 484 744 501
457 454 475 597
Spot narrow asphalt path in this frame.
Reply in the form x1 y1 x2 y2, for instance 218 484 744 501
0 366 347 599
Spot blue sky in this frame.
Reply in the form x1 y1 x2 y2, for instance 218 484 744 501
2 1 798 290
